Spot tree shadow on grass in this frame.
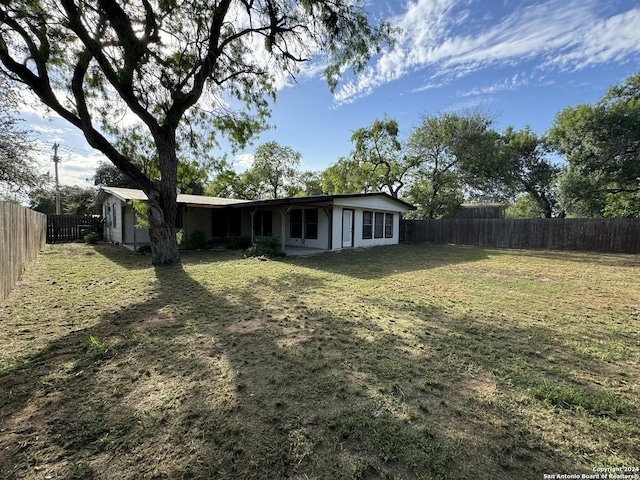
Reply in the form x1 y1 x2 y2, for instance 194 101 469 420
279 243 491 280
2 247 632 479
91 242 244 271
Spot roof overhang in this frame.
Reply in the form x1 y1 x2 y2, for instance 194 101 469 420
97 187 415 211
232 192 415 211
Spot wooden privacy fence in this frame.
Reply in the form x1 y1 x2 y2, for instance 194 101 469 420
402 218 640 254
0 202 47 300
47 215 102 243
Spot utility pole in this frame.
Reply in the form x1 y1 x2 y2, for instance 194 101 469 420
52 143 61 215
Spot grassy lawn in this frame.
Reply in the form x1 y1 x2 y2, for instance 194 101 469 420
1 243 639 480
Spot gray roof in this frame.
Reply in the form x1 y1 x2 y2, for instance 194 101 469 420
98 186 250 208
98 187 414 210
233 192 415 210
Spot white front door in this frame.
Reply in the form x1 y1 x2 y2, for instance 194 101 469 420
342 209 353 248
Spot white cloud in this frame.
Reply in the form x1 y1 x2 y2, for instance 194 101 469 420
458 74 530 97
233 153 254 170
334 0 640 104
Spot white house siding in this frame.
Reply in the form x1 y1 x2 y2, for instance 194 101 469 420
332 197 407 250
97 188 413 252
103 198 124 243
352 210 399 248
284 207 330 250
122 204 150 245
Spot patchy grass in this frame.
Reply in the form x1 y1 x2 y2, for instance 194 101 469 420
1 242 639 479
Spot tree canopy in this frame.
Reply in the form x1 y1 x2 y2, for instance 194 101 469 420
245 141 301 199
0 0 393 263
497 126 560 218
0 76 42 195
548 72 640 217
404 111 499 219
29 185 99 216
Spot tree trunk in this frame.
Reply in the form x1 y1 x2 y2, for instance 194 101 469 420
145 132 181 265
146 189 180 265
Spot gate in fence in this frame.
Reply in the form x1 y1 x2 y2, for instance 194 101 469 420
47 215 103 243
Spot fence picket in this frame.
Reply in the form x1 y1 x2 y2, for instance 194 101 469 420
0 202 47 300
46 215 103 243
402 218 640 254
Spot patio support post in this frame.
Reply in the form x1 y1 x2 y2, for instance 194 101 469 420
249 209 256 244
183 206 188 249
278 206 291 254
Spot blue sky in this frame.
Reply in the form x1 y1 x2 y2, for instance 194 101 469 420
19 0 640 187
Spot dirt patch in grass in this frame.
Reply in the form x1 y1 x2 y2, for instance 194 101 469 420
1 243 639 479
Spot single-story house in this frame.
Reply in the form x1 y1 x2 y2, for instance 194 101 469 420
97 186 415 254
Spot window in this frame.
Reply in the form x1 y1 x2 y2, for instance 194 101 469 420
290 209 302 238
229 210 242 237
211 209 227 237
304 209 318 239
374 212 384 238
112 203 117 228
291 209 318 239
385 213 394 238
254 211 272 236
362 211 373 239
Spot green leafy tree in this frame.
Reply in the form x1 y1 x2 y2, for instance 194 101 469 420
93 161 138 188
246 141 301 199
349 116 415 198
204 159 243 198
207 143 305 199
406 111 499 218
30 185 98 216
498 126 560 217
94 133 218 194
0 76 42 194
294 170 324 197
320 117 415 197
505 195 548 218
321 157 373 194
547 72 640 217
0 0 393 264
403 172 463 219
554 168 607 218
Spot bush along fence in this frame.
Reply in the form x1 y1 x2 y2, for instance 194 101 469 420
0 202 47 300
47 215 103 243
402 218 640 254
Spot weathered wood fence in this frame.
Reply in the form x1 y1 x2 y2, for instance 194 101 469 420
47 215 102 243
0 202 47 300
402 218 640 254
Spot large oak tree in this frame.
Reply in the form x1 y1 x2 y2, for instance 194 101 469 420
547 72 640 217
0 0 392 264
